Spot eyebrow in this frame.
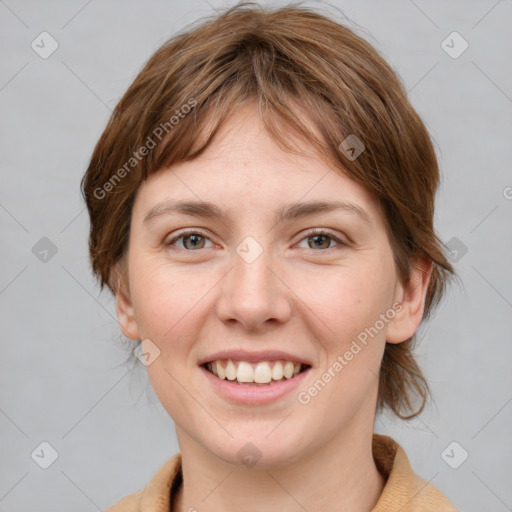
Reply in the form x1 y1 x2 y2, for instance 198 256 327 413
143 199 371 226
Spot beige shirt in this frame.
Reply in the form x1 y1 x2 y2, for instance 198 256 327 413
105 434 457 511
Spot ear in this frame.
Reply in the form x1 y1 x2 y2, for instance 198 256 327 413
112 262 140 340
386 258 433 344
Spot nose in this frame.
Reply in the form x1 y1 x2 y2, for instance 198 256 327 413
215 241 293 331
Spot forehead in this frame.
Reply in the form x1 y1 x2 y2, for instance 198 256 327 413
134 101 383 228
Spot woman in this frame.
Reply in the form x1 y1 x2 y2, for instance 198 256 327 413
82 2 458 510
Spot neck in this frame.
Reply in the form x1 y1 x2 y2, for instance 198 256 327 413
172 427 385 512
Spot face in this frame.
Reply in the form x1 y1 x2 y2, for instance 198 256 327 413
116 101 429 468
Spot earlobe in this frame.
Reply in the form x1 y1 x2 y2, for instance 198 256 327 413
386 258 433 344
112 263 140 341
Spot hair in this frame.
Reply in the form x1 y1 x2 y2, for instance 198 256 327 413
81 1 457 420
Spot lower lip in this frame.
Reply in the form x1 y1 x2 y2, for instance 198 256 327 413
200 365 311 405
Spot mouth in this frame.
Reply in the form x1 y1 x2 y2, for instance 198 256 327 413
202 359 311 386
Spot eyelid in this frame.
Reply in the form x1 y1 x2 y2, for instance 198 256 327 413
298 228 348 247
165 228 348 251
164 229 216 248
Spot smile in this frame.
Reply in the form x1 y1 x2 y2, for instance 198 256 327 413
204 359 310 386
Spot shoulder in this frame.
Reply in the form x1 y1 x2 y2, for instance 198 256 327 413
102 453 182 512
372 434 458 511
395 470 459 511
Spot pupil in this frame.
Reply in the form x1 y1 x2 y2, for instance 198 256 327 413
311 235 328 248
186 234 202 248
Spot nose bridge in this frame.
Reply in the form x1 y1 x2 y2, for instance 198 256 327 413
216 234 290 328
233 234 275 301
235 235 272 290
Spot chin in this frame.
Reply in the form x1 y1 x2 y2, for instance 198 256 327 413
204 434 306 470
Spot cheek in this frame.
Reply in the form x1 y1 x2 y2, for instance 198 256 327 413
295 267 392 410
128 254 214 354
128 259 215 422
296 262 394 346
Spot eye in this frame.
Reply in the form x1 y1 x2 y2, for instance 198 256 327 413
297 229 347 250
165 228 347 252
165 230 214 250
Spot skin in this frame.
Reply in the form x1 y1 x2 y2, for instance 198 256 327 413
115 100 432 512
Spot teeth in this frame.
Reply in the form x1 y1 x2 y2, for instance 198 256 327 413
237 361 254 383
272 362 283 380
216 361 225 379
254 362 272 383
206 359 306 385
225 359 237 381
283 361 294 379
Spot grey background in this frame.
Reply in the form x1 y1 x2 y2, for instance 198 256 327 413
1 0 511 510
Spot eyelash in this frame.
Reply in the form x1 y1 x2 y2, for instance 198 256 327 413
165 228 347 252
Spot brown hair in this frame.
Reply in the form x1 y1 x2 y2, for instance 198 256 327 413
81 1 457 419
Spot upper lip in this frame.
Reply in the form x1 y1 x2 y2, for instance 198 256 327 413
199 349 312 366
